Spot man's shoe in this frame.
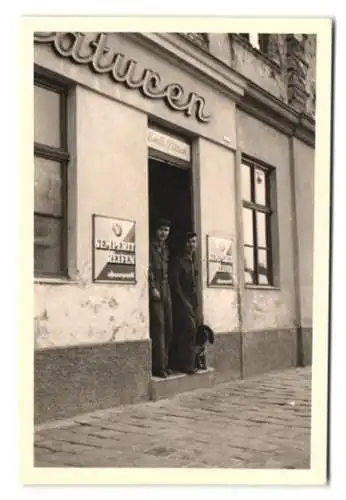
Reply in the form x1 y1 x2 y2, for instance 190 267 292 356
153 371 167 378
180 368 198 375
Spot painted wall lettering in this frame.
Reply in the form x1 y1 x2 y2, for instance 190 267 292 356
34 32 212 123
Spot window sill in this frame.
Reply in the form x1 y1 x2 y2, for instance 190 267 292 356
34 277 78 285
245 285 281 291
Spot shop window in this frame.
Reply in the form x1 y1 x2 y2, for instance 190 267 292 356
241 157 275 286
34 77 69 277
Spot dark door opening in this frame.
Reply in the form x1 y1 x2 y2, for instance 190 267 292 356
148 158 193 259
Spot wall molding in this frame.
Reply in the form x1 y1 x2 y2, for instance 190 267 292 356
35 32 315 147
237 82 315 147
126 32 247 100
131 33 315 147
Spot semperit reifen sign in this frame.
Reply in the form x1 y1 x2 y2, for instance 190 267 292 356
207 235 233 287
93 215 136 283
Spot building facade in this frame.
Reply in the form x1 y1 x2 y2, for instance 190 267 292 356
34 32 316 423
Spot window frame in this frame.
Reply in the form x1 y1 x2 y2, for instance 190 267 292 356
241 156 275 287
34 75 70 278
179 33 210 50
230 33 281 71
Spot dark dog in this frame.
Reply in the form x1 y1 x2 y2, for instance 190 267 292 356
195 324 215 370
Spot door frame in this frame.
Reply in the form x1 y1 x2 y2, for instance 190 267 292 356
146 122 203 324
190 139 204 325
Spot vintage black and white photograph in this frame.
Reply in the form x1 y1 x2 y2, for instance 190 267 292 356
25 20 332 483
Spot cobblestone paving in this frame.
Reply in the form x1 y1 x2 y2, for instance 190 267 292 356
34 367 311 469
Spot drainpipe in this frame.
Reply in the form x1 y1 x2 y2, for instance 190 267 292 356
289 135 304 367
235 148 246 379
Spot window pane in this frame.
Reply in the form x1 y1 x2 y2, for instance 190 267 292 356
254 168 266 206
34 84 61 147
243 207 254 246
241 163 252 202
258 249 269 285
34 156 62 216
34 215 63 275
256 212 268 248
244 246 255 284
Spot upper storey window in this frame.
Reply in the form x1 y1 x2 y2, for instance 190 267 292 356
239 33 261 50
179 33 209 50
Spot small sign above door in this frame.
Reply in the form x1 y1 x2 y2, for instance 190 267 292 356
148 128 191 163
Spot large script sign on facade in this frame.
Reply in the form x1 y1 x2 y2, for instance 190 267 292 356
93 215 136 284
207 235 233 287
34 32 212 123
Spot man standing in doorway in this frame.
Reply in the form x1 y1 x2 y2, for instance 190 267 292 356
149 219 174 378
170 232 199 375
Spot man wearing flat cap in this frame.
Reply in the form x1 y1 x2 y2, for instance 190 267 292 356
148 219 174 378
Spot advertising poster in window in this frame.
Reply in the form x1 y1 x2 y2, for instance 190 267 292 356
93 215 136 284
207 235 233 287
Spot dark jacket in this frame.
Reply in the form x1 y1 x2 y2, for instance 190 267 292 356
148 239 170 294
170 254 198 313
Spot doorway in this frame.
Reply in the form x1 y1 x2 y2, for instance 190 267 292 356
148 157 193 259
148 154 196 377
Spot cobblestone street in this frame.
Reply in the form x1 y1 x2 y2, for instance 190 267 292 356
34 367 311 469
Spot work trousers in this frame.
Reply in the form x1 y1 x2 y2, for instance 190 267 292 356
149 281 173 374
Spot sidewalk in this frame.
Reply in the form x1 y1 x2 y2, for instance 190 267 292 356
34 366 311 469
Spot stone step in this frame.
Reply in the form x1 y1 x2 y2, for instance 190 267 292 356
149 367 216 402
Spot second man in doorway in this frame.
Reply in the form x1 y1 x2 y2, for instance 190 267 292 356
170 232 199 374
